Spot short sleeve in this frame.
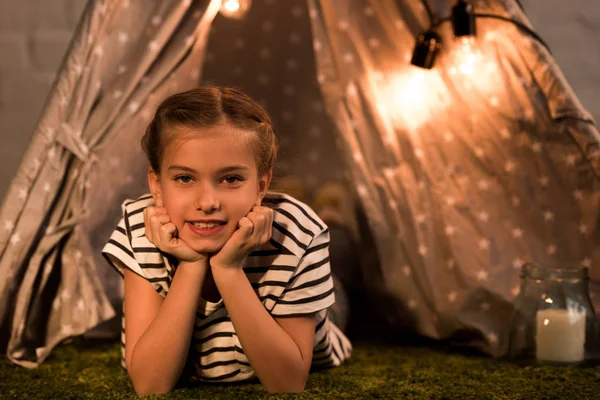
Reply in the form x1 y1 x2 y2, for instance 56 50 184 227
270 229 336 317
101 217 145 278
101 199 173 296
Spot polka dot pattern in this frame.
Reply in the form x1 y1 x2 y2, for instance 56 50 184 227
202 0 343 191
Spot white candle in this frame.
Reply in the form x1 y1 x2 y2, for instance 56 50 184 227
536 308 586 362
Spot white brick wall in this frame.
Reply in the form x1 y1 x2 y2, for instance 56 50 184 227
523 0 600 125
0 0 87 201
0 0 599 201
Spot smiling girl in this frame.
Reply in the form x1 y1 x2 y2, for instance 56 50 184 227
101 86 351 395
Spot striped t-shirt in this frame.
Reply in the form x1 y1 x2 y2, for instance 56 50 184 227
101 191 352 383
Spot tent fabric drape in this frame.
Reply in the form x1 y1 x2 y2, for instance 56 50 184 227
0 0 220 368
309 0 599 356
2 0 599 369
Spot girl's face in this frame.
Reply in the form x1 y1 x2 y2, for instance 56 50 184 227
148 123 271 254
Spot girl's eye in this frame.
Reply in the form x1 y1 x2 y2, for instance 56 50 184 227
223 175 243 184
175 175 194 184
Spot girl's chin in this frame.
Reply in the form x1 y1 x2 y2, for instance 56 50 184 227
184 238 222 253
183 236 226 254
192 245 224 254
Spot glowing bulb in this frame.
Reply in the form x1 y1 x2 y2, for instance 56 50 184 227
223 0 240 12
219 0 251 19
455 37 481 76
458 36 475 47
448 43 502 96
380 69 449 131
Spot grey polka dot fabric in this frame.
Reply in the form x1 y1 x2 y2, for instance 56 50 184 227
0 0 598 367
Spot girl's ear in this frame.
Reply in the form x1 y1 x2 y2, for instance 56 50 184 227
147 168 163 205
256 170 273 205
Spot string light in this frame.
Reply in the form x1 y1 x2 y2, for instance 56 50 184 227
411 0 474 69
410 30 441 69
454 37 482 76
451 0 476 40
219 0 252 20
409 0 550 70
380 69 450 130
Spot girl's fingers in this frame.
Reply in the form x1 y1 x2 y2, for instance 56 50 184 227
144 206 170 246
257 212 268 242
234 217 254 252
247 209 270 247
159 223 177 248
151 214 171 226
146 205 168 214
259 209 272 244
150 214 170 244
238 217 254 238
262 209 274 243
142 204 204 263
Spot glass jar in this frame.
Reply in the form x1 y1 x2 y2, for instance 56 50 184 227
508 263 599 364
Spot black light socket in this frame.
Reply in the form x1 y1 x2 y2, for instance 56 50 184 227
410 30 442 69
452 0 476 39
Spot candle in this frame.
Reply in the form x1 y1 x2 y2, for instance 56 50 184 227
536 308 586 362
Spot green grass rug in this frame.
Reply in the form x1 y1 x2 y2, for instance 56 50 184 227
1 338 599 399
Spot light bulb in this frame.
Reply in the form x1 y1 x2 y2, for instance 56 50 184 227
455 37 482 76
219 0 252 19
452 0 476 39
223 0 240 12
410 30 442 69
447 35 503 99
381 69 449 131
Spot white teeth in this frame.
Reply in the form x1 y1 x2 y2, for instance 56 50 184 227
193 222 222 229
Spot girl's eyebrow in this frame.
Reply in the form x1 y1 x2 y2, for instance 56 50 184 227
167 165 249 174
218 165 250 174
168 165 196 173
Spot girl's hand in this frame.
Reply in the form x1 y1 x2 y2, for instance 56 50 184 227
143 199 207 264
210 206 274 269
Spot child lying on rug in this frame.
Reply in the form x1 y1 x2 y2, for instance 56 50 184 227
102 86 351 395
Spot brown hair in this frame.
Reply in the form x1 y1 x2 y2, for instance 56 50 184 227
141 86 278 177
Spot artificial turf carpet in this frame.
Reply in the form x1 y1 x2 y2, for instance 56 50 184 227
1 337 599 399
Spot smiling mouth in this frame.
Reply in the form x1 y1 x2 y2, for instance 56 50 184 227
191 221 226 229
187 221 227 237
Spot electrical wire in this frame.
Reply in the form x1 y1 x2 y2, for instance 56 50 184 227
473 13 550 54
430 13 551 55
554 115 596 125
420 0 435 25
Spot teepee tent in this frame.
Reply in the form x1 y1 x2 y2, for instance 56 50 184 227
1 0 598 368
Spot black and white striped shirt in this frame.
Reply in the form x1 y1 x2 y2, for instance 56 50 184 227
101 191 352 383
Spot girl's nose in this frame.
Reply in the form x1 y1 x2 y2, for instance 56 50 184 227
194 187 221 212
